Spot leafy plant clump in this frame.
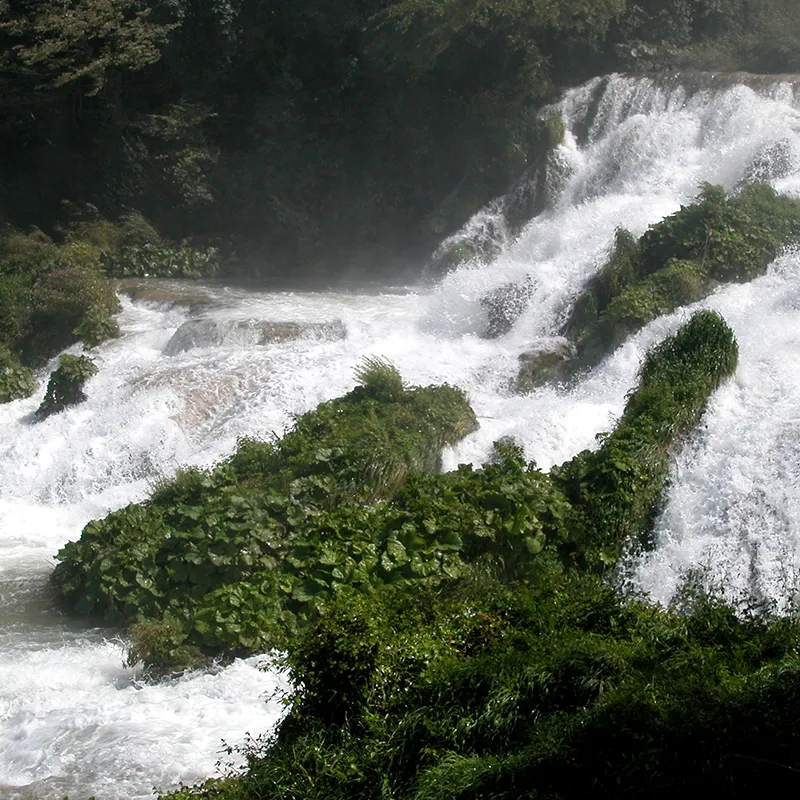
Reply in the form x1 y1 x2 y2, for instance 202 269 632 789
53 313 736 674
566 182 800 367
52 360 480 667
552 310 738 569
165 577 800 800
0 225 120 372
35 354 98 420
0 212 222 405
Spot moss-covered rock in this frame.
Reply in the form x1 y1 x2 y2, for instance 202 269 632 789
480 278 535 338
565 183 800 370
553 310 738 569
24 241 121 363
35 354 98 420
0 226 121 366
515 338 576 392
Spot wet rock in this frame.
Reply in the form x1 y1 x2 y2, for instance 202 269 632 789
116 279 215 313
515 338 576 392
742 139 797 184
164 318 347 356
481 278 535 338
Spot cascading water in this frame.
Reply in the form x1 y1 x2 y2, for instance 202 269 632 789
2 72 800 798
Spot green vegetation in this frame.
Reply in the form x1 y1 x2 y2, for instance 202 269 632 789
0 210 220 405
142 312 789 800
0 225 120 370
54 313 735 685
35 354 98 420
553 311 738 569
52 360 479 667
0 345 36 403
163 580 800 800
566 183 800 366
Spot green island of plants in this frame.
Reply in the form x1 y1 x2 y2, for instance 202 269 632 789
56 309 738 676
564 182 800 367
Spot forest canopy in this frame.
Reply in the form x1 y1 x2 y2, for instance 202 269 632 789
1 0 799 279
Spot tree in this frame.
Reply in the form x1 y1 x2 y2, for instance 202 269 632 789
0 0 175 100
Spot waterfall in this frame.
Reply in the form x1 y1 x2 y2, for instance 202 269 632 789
2 72 800 798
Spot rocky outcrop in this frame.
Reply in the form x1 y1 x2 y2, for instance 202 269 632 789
480 278 536 338
164 318 347 356
515 338 576 392
115 279 215 313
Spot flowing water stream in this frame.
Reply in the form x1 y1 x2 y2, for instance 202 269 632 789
2 72 800 798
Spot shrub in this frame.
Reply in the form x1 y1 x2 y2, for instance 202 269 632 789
26 242 120 362
0 346 37 403
567 183 800 369
552 310 738 569
51 369 479 662
104 241 219 279
35 354 98 420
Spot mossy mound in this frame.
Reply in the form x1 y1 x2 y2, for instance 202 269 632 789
553 310 738 570
0 212 219 403
565 182 800 368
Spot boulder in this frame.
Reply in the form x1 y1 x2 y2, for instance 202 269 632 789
515 337 576 392
115 278 214 313
480 278 535 338
164 318 347 356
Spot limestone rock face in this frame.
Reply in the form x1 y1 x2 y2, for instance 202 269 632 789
515 337 576 392
164 318 347 356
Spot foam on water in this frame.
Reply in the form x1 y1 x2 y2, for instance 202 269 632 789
3 72 800 798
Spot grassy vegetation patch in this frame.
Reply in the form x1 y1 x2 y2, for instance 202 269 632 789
52 360 480 667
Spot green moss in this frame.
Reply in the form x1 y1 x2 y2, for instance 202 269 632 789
25 242 120 363
428 240 480 276
553 310 738 570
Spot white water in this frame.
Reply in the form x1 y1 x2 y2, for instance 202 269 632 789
3 72 800 798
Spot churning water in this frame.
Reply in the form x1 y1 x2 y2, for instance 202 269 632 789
2 72 800 798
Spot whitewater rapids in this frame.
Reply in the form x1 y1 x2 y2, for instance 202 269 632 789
2 72 800 797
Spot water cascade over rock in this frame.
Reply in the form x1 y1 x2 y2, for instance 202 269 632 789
2 71 800 798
